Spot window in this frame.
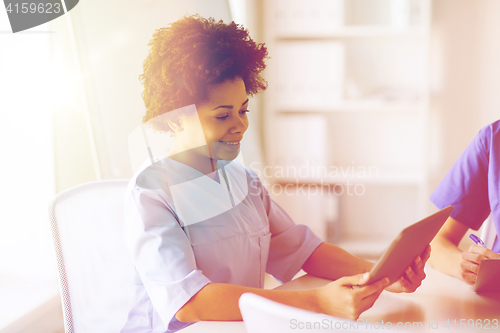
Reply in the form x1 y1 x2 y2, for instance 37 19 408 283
0 9 58 331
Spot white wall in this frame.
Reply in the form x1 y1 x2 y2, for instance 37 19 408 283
0 10 61 333
428 0 500 198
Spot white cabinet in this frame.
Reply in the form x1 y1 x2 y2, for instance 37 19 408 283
263 0 431 257
274 41 344 109
271 0 344 34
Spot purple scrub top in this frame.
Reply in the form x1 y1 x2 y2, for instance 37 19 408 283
430 120 500 253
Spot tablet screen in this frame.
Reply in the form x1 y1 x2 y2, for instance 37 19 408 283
364 206 453 285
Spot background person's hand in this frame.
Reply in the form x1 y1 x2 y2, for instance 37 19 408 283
386 244 431 293
459 244 500 285
315 272 389 319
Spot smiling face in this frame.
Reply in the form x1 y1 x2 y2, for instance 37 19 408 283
196 77 249 161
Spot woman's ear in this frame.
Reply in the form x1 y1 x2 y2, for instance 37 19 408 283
167 117 183 133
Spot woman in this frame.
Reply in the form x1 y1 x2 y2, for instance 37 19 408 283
122 15 429 333
429 121 500 284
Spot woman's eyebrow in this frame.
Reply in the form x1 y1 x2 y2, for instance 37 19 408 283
212 99 249 110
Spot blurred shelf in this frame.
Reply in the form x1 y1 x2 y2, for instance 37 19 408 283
274 100 424 113
334 234 392 261
275 26 424 40
271 168 424 186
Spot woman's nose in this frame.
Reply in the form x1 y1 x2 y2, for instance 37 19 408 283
229 114 248 133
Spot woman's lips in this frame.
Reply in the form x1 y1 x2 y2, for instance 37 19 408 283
219 140 241 148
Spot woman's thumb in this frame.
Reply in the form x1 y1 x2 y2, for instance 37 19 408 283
342 272 371 287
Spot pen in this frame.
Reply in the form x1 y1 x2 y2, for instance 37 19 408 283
469 234 487 248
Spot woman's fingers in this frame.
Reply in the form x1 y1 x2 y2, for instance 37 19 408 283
385 253 428 293
319 274 389 319
460 254 481 274
420 244 431 263
458 245 500 284
339 272 370 287
355 277 390 299
468 245 500 260
460 270 477 285
338 273 389 298
459 256 478 285
404 265 418 282
352 278 389 316
357 286 386 314
401 263 424 291
412 256 424 272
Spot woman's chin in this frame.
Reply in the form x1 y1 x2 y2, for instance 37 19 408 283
208 142 240 161
213 148 240 161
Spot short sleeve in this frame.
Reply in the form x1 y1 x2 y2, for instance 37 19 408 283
124 185 210 328
247 170 323 283
430 126 491 230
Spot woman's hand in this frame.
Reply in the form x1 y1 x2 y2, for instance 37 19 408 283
459 245 500 285
315 272 389 319
385 245 431 293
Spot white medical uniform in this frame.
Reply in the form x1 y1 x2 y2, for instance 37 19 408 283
121 156 323 332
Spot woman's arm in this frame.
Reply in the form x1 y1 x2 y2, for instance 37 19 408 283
175 273 389 322
302 242 373 280
429 216 500 284
428 216 467 279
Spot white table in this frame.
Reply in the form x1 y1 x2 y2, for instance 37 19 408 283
182 266 500 332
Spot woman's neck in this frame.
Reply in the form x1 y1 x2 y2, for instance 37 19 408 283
167 145 218 175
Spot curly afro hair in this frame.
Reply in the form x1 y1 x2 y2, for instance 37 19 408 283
140 15 268 131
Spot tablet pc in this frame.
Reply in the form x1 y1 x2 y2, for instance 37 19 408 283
364 206 453 285
474 259 500 293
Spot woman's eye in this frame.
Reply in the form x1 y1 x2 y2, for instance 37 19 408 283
216 110 249 120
